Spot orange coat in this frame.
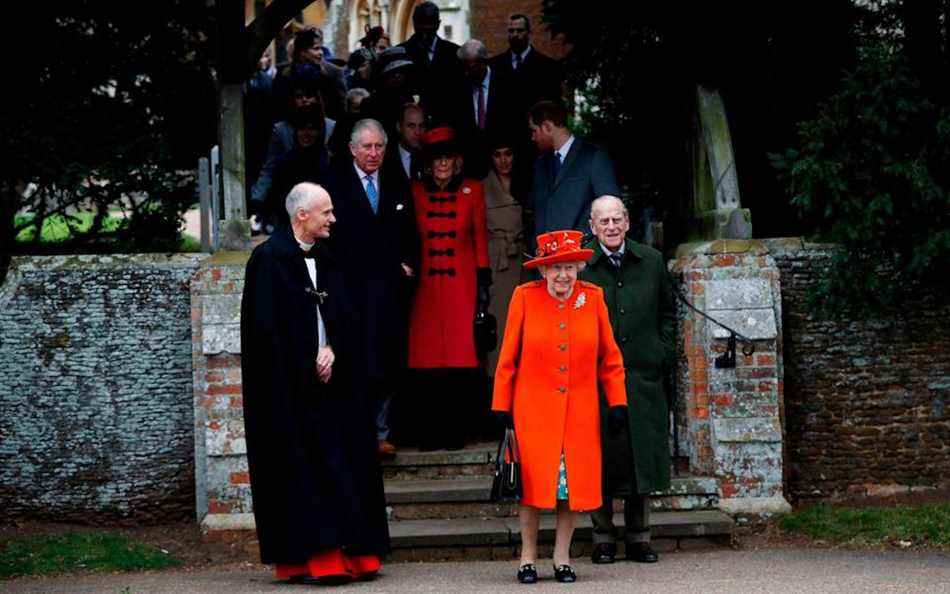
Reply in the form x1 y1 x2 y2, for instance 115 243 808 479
491 280 626 510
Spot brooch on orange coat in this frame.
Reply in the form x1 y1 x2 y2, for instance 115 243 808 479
574 291 586 310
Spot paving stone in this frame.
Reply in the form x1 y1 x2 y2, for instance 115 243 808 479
677 536 729 551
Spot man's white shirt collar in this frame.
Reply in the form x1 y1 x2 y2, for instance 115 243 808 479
600 241 625 257
354 162 379 187
512 46 532 69
555 135 575 163
398 144 413 178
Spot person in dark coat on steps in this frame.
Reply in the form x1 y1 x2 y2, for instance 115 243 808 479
579 195 675 565
263 104 332 232
240 182 390 584
327 118 418 457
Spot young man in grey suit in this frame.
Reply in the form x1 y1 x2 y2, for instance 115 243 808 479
528 101 620 237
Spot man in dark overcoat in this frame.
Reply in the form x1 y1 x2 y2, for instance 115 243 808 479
579 195 675 564
445 39 516 179
489 13 563 115
240 182 390 583
398 1 463 124
528 101 620 238
328 118 418 456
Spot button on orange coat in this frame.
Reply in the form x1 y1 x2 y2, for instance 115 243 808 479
491 280 627 510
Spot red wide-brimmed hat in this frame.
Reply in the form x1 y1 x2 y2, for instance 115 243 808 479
524 230 594 269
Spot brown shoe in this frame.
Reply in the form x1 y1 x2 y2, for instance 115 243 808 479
378 440 397 457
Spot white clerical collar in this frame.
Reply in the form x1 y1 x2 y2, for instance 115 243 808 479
555 135 575 162
294 233 314 252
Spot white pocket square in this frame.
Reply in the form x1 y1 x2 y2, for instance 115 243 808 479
396 203 405 211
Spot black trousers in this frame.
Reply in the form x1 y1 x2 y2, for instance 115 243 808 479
401 368 487 449
591 429 651 544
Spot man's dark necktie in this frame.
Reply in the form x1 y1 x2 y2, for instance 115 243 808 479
303 249 317 260
410 153 421 180
552 151 561 178
610 253 622 268
514 52 522 71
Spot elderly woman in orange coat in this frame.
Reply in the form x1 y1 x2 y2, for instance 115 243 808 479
491 229 628 584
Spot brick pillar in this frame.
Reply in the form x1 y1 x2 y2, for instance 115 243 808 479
672 240 791 516
191 252 255 531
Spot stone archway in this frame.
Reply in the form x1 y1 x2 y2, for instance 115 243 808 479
391 0 420 44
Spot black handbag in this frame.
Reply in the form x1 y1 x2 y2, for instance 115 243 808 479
474 310 498 358
490 428 522 502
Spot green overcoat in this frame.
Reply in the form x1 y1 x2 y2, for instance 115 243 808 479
580 238 674 495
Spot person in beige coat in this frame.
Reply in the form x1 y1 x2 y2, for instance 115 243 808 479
481 135 524 375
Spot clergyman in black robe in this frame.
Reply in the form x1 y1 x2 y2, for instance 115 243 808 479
240 182 390 584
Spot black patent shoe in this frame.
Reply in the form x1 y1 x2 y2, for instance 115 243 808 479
553 564 576 583
517 563 538 584
591 542 616 564
627 542 659 563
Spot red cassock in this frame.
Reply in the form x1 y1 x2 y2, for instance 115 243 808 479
408 178 490 368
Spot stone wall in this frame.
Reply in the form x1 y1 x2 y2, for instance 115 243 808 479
0 254 207 523
765 239 950 500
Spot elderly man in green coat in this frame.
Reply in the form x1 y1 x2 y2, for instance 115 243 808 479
580 195 675 564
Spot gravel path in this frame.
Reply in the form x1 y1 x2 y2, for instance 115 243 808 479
5 547 950 594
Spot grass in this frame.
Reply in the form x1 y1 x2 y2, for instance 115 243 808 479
179 234 202 252
0 532 179 579
777 503 950 548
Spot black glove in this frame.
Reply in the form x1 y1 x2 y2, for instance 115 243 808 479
608 405 627 434
476 267 492 313
493 410 514 430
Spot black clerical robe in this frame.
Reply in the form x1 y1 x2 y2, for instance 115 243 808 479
240 228 390 565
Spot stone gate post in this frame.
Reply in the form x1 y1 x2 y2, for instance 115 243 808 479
672 239 792 516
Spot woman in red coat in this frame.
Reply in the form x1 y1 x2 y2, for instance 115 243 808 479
492 230 627 584
406 126 491 450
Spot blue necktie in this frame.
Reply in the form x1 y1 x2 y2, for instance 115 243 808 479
552 151 561 178
365 175 379 214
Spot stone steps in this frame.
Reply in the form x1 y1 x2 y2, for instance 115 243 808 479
386 510 735 561
381 444 495 480
384 475 720 520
